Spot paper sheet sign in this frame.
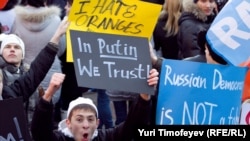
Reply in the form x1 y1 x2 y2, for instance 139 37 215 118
66 0 162 62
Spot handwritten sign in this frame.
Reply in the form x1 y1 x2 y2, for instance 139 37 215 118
68 0 161 37
155 59 247 125
0 97 32 141
67 0 162 62
207 0 250 66
70 30 154 95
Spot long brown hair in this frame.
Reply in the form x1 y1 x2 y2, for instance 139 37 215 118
160 0 183 37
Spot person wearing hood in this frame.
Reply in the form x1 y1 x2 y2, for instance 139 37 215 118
177 0 217 59
31 68 159 141
11 0 66 125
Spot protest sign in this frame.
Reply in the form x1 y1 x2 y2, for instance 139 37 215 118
70 30 154 95
0 97 32 141
155 59 247 125
207 0 250 66
66 0 161 62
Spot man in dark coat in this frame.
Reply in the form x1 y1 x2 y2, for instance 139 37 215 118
31 69 159 141
0 16 69 101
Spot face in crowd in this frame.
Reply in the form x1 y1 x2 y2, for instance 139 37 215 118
65 98 99 141
196 0 216 16
0 34 25 67
2 43 23 67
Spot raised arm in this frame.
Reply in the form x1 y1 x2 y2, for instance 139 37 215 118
31 73 65 141
50 16 70 45
113 68 159 141
43 73 65 102
2 17 70 101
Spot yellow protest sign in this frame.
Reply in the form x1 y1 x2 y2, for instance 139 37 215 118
66 0 162 62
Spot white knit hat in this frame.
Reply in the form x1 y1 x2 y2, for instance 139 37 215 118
0 34 25 58
67 97 98 118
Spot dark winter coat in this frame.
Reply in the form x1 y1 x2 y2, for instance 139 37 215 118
153 14 179 59
177 0 216 59
31 95 151 141
2 42 58 102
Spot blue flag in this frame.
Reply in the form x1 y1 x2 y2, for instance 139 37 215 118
207 0 250 66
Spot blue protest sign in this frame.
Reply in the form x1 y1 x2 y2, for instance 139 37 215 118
207 0 250 66
155 59 247 125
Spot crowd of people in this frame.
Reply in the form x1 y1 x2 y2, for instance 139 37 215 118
1 0 249 140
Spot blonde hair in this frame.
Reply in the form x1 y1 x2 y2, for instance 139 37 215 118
160 0 183 37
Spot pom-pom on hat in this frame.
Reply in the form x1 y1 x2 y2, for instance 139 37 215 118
67 97 98 118
0 34 25 58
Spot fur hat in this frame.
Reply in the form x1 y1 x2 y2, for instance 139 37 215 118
0 34 25 58
67 97 98 118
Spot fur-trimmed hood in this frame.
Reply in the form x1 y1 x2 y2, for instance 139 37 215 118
181 0 214 22
14 5 61 31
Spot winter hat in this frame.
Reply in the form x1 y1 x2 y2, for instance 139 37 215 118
0 34 25 58
67 97 98 118
58 97 99 139
193 0 198 3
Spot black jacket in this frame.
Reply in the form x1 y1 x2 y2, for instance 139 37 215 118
31 95 151 141
177 1 216 59
153 14 179 59
2 42 58 102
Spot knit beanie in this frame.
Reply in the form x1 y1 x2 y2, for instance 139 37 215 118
67 97 98 118
0 34 25 58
